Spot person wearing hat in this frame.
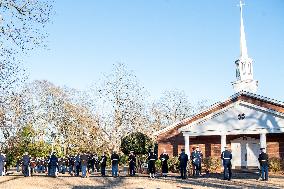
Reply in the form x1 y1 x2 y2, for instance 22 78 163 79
258 147 269 181
191 146 203 176
22 152 30 177
148 149 157 178
179 148 188 179
100 152 107 176
128 151 136 176
49 152 58 177
111 151 120 177
221 146 232 181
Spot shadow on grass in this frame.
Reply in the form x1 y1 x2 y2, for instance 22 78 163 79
72 177 125 189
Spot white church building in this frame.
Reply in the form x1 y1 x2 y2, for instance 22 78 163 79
156 1 284 169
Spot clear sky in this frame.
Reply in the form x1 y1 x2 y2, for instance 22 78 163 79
25 0 284 103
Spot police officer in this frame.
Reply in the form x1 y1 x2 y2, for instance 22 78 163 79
148 149 157 178
179 148 188 179
22 152 30 177
111 151 120 177
221 146 232 181
191 146 203 176
100 152 107 176
258 147 269 181
159 149 169 177
128 151 136 176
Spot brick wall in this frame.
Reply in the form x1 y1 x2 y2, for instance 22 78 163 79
157 133 284 159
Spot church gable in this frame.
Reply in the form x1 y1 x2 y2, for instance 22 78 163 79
156 91 284 141
179 100 284 136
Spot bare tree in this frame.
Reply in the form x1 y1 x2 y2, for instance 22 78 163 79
94 62 149 151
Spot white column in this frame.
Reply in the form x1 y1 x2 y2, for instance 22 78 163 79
260 133 267 150
184 134 190 156
221 134 227 152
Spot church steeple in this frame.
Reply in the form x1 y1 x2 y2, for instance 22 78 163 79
240 0 248 59
232 0 258 93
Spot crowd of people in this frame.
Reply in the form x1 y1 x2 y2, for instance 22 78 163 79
0 145 269 181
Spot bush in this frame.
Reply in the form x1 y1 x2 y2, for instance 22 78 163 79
202 156 222 173
155 159 162 172
168 156 179 173
269 157 281 173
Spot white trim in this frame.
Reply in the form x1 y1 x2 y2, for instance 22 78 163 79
179 100 284 134
156 91 284 137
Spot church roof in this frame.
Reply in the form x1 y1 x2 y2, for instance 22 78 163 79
156 91 284 141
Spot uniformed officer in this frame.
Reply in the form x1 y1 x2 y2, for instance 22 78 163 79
75 153 81 177
100 152 107 176
159 149 169 177
111 151 120 177
80 152 89 178
148 149 157 178
221 146 232 181
49 152 58 177
191 146 203 176
179 148 188 179
258 147 269 181
128 151 136 176
22 152 30 177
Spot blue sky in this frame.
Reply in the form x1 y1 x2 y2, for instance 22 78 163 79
26 0 284 103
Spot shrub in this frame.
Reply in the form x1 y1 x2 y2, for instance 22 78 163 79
202 156 222 173
155 159 162 172
168 156 180 173
269 157 281 173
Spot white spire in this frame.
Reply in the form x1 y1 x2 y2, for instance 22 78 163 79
232 0 258 93
240 0 248 59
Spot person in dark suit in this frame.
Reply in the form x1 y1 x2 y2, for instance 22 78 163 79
100 152 107 176
128 151 136 176
258 147 269 181
221 146 232 181
22 152 30 177
159 149 169 177
179 148 188 179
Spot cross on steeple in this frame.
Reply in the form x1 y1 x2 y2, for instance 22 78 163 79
232 0 258 93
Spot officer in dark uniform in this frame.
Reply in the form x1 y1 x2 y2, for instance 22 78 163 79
75 153 81 177
221 146 232 181
191 146 203 176
100 152 107 176
80 152 89 178
258 147 269 181
111 151 120 177
22 152 30 177
128 151 136 176
49 152 58 177
148 149 157 178
159 149 169 177
179 148 188 179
